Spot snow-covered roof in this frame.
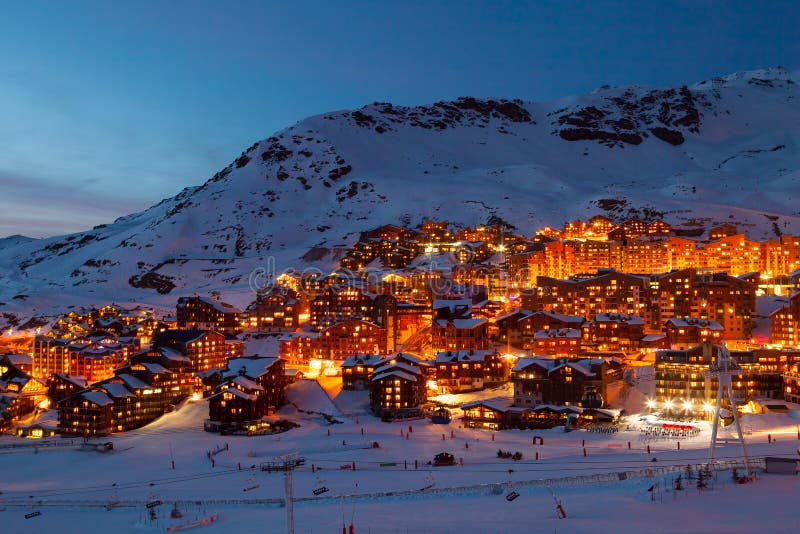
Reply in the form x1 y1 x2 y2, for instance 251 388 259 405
512 356 555 372
593 313 644 325
115 374 151 390
3 353 32 367
435 350 495 363
528 311 585 324
341 354 384 368
376 353 433 367
53 373 88 388
641 333 667 342
180 296 242 314
371 369 418 383
450 318 487 329
209 388 257 401
225 356 281 379
371 361 422 377
227 375 264 391
156 346 191 362
137 362 171 375
432 299 471 313
461 397 513 412
81 391 114 406
534 328 581 339
665 317 724 330
99 382 136 398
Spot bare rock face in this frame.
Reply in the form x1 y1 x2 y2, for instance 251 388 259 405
554 85 707 147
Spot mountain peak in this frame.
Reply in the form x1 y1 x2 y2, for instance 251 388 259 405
1 67 799 320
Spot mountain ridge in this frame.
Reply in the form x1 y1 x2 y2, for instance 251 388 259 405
1 66 799 324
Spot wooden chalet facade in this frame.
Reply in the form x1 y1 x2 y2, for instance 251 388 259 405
176 296 243 334
48 373 88 403
244 288 301 331
582 313 645 352
369 365 426 419
532 328 582 356
280 319 388 363
434 350 505 393
664 317 724 348
511 356 624 408
152 329 233 373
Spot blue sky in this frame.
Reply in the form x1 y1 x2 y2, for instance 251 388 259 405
1 0 798 237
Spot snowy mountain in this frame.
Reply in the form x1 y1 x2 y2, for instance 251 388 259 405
1 67 799 324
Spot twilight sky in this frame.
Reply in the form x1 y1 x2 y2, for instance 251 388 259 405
1 0 798 238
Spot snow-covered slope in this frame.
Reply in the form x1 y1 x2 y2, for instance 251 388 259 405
1 67 800 322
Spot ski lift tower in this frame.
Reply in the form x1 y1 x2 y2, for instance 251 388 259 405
706 342 752 475
263 453 305 534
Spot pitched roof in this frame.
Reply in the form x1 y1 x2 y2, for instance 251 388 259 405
224 356 281 379
512 356 556 372
371 369 418 383
371 361 422 377
208 388 257 401
435 350 495 363
98 382 136 399
81 391 114 406
534 328 582 339
115 374 151 390
152 329 210 346
461 397 513 412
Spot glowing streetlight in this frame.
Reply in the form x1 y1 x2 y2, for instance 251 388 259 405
664 399 674 411
646 398 656 411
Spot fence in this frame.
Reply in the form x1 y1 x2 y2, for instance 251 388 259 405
0 457 767 509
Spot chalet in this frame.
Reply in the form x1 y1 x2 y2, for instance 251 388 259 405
244 288 301 331
223 356 287 412
369 364 426 419
664 317 724 348
532 328 582 356
97 374 168 432
461 398 513 430
510 356 624 408
16 409 59 438
0 361 47 431
32 333 139 382
48 373 89 403
207 377 266 431
58 390 114 437
515 311 584 350
176 296 243 334
341 354 387 390
152 329 231 373
709 223 738 240
582 313 645 352
493 309 532 348
115 361 185 404
505 404 584 430
280 319 388 363
130 346 194 396
434 349 505 393
525 270 655 329
2 353 32 374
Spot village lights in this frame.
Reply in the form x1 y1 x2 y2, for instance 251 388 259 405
702 401 714 412
663 399 674 411
646 398 656 410
682 399 693 412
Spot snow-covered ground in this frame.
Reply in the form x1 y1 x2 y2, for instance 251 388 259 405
1 379 799 533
